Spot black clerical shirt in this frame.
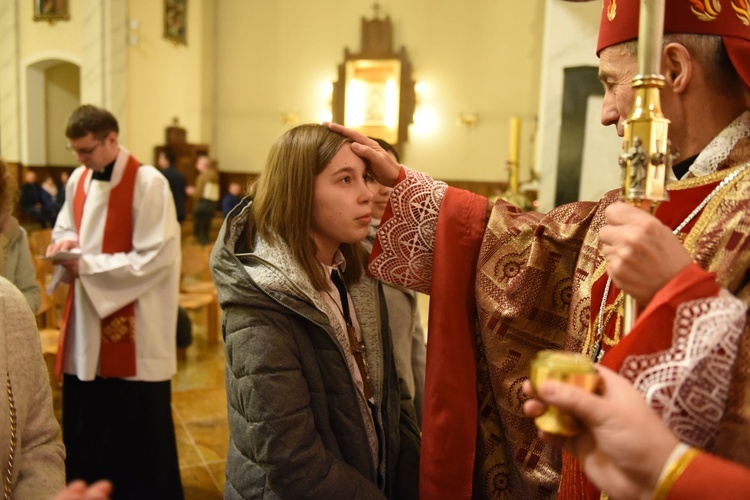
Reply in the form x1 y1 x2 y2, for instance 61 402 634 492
91 160 116 181
672 154 698 180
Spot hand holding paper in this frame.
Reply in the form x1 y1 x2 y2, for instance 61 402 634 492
41 248 82 263
44 241 81 291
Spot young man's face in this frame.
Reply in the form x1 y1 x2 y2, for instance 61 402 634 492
68 131 118 172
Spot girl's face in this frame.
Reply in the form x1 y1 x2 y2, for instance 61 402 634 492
311 143 373 264
366 151 396 220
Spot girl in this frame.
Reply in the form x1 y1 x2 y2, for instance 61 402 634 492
211 124 420 499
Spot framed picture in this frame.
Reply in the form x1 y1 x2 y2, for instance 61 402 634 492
344 59 402 145
164 0 187 45
33 0 69 22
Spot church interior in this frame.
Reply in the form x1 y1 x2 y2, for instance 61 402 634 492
1 0 630 497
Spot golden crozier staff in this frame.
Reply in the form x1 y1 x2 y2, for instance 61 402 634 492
616 0 671 334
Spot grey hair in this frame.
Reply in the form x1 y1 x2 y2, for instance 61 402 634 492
619 34 740 90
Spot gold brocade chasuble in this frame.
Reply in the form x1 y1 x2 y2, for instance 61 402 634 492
473 160 750 498
368 133 750 499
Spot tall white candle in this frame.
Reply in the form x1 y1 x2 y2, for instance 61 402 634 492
508 117 521 192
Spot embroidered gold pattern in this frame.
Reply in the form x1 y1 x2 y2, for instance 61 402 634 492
682 163 750 254
667 164 745 191
102 316 136 343
590 164 750 352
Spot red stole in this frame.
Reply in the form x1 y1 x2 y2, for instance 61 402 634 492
56 155 140 379
559 181 723 499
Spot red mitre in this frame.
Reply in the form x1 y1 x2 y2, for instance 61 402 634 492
596 0 750 87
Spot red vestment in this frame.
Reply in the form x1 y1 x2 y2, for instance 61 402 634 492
370 143 750 498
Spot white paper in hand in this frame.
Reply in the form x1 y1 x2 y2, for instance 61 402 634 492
41 248 82 263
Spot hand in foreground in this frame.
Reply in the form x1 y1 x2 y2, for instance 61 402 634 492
324 122 401 187
522 366 678 500
53 480 113 500
598 202 692 306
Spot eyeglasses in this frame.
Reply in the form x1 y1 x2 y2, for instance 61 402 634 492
66 141 103 157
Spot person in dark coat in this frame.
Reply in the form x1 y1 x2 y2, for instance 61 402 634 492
157 149 187 223
19 170 55 228
220 182 243 218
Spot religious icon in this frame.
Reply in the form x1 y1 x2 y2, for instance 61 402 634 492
343 59 402 145
33 0 69 23
164 0 187 45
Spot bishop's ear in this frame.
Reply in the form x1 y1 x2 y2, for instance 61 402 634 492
662 43 692 93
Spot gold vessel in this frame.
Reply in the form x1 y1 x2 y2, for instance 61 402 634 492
530 350 599 436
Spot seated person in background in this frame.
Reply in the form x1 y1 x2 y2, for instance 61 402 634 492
364 137 426 427
523 365 750 500
220 181 243 218
0 159 40 312
19 170 55 228
210 123 420 499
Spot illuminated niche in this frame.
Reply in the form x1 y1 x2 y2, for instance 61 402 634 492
332 13 416 146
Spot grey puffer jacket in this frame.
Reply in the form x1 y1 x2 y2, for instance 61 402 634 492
210 198 420 500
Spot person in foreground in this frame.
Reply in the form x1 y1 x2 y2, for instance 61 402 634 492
48 104 183 499
0 273 113 499
523 365 750 500
327 0 750 496
0 275 65 497
210 123 420 498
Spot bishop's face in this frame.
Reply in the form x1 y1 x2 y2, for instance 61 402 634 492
598 45 639 137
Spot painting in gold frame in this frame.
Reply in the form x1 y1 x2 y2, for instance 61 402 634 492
33 0 69 22
164 0 187 45
344 59 402 145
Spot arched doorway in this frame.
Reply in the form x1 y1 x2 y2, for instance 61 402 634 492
24 59 80 167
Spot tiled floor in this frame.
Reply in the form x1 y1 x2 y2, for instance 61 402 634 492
172 323 228 500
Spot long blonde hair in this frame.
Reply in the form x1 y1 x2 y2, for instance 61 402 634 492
247 124 367 290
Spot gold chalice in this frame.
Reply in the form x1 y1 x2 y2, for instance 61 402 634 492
529 350 599 436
